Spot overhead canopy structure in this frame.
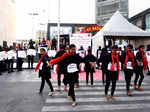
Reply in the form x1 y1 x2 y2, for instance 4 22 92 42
92 11 150 56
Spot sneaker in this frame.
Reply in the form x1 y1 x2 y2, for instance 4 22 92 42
126 91 132 96
72 101 77 107
48 92 54 96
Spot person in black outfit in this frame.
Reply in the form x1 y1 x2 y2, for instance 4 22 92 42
7 46 15 73
54 45 67 91
84 49 96 86
16 44 24 71
122 44 135 96
27 46 35 69
105 45 121 100
49 44 83 107
36 48 54 96
134 45 148 91
96 46 102 59
97 48 108 85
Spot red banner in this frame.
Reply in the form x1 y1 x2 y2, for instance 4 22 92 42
81 25 102 33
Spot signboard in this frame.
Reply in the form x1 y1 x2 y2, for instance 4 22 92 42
7 50 16 60
70 33 91 50
81 25 102 33
18 51 27 58
27 49 36 56
0 51 8 61
48 50 57 57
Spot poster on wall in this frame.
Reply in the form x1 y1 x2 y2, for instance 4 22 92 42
69 33 91 50
27 49 36 56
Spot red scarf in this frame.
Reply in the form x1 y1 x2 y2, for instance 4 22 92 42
139 50 148 70
110 52 120 79
35 53 47 72
125 50 135 68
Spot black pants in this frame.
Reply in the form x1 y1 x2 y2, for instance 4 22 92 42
86 71 94 85
134 66 144 87
75 73 79 84
124 69 133 91
40 76 54 93
28 55 34 68
8 59 14 72
67 74 76 101
102 69 107 84
57 72 67 86
17 58 23 71
105 71 117 96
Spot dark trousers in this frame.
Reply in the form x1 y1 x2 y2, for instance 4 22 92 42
124 69 133 91
57 73 67 86
17 58 23 71
28 55 34 68
40 76 54 93
75 73 79 84
86 71 94 85
105 71 117 96
8 59 14 72
68 81 75 101
134 67 144 87
67 74 76 101
102 69 107 84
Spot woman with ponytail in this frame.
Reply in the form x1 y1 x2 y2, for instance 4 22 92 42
134 45 148 91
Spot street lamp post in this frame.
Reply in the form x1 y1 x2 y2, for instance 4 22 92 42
57 0 60 51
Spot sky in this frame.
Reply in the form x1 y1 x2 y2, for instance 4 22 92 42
16 0 150 40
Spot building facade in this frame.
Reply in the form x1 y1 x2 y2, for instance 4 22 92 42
0 0 16 46
129 8 150 32
96 0 128 26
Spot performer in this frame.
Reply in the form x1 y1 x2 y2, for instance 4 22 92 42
134 45 148 91
27 46 35 69
105 45 121 100
49 44 83 107
35 48 54 96
122 44 135 96
84 49 96 86
55 45 67 91
97 48 108 85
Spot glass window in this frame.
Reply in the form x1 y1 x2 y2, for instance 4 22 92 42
146 14 150 32
97 0 106 2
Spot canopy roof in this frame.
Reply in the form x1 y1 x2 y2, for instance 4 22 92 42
93 11 150 38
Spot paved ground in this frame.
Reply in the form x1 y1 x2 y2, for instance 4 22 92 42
0 69 150 112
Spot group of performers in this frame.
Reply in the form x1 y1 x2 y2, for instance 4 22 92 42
35 44 148 107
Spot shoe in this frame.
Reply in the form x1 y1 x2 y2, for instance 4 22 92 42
56 87 61 91
137 87 143 91
134 85 138 90
86 83 88 86
48 92 54 96
72 101 77 107
67 96 71 100
105 95 110 100
74 84 79 88
110 96 115 100
127 91 132 96
64 86 67 91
